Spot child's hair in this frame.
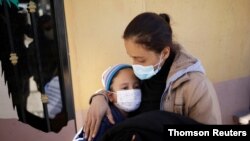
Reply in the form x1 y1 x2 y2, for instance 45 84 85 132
102 64 132 91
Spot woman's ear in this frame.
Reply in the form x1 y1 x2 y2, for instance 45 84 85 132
162 47 170 60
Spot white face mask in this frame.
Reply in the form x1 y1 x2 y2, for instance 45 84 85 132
132 54 163 80
114 89 141 112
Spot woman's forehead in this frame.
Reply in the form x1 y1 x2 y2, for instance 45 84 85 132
124 39 156 57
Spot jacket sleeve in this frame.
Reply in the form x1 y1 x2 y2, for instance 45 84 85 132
184 74 222 124
72 128 85 141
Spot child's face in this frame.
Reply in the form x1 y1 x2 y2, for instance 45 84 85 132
108 68 140 103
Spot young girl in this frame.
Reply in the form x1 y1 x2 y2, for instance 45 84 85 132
73 64 141 141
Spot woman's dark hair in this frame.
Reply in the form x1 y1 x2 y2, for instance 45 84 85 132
123 12 173 53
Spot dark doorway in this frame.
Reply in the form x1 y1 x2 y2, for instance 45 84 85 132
0 0 75 132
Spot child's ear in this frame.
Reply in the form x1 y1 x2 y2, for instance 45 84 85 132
107 92 114 102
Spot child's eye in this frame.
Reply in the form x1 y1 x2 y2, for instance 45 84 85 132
121 86 128 90
133 83 140 89
134 85 140 89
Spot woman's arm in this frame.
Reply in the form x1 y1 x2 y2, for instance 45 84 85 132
84 91 115 141
184 74 222 124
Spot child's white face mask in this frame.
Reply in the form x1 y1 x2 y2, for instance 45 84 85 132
113 89 141 112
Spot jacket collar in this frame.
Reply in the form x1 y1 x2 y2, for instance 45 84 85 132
168 44 198 79
171 73 190 89
164 45 206 91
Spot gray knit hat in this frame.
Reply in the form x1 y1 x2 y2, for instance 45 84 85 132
102 64 132 91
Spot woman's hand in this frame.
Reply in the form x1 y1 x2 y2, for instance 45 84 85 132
84 93 115 141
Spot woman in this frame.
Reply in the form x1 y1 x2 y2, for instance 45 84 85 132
84 12 222 140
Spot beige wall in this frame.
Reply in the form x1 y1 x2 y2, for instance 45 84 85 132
64 0 250 113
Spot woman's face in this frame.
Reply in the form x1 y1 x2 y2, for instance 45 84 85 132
124 38 169 67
